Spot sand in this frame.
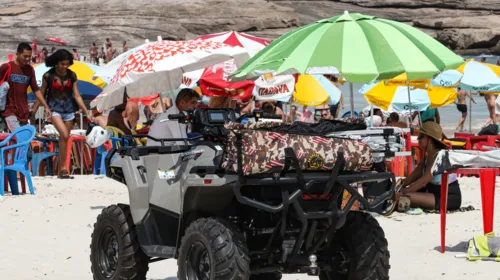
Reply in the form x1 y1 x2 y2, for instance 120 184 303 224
0 175 499 280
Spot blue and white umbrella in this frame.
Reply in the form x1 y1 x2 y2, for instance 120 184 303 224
432 60 500 92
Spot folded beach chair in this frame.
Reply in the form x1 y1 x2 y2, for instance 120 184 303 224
468 233 500 261
442 133 467 149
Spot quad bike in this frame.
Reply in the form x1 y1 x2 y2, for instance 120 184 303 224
90 108 393 280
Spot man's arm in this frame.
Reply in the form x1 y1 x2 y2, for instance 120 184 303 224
0 63 7 81
466 91 476 104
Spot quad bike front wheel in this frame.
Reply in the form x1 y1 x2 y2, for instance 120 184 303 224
319 212 390 280
178 218 250 280
90 204 149 280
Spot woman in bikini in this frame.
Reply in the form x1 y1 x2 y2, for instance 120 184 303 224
34 49 93 179
399 121 461 210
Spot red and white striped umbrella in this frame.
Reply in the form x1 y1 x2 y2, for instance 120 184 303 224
181 31 271 99
91 39 249 111
45 37 67 46
194 31 270 57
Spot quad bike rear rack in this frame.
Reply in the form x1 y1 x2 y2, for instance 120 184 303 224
232 134 395 273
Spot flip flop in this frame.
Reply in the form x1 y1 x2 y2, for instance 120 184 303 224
58 169 74 179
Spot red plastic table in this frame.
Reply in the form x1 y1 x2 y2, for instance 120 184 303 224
440 168 499 253
464 135 500 150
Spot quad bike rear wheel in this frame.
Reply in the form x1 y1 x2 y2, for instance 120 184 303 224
90 204 149 280
178 218 250 280
319 212 390 280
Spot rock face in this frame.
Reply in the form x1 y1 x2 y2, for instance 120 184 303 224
0 0 499 59
0 0 300 59
275 0 500 55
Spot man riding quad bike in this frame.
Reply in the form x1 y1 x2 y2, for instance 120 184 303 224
90 108 393 280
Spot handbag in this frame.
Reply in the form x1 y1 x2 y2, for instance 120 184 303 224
0 63 12 111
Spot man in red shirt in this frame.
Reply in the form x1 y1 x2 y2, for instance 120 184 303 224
0 42 50 131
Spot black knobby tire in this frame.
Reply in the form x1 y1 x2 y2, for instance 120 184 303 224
90 204 149 280
178 218 250 280
320 212 390 280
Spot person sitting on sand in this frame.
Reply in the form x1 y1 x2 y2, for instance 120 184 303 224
399 121 461 211
386 112 407 128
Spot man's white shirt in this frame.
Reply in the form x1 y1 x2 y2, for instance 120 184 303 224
147 105 187 146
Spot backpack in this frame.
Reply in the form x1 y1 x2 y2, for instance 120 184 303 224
45 69 78 112
0 62 12 111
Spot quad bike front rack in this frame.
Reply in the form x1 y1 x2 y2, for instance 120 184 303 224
232 134 395 273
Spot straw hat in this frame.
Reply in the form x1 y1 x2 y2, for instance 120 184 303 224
419 121 448 149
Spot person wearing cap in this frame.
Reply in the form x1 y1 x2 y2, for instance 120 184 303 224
398 121 461 210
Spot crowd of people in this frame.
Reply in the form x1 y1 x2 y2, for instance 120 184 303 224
30 38 129 66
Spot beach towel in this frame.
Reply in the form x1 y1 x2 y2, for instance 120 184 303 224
467 233 500 261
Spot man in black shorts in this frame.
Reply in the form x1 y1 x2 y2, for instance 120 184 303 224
455 87 475 131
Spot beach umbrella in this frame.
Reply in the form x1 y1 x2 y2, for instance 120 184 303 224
360 81 457 113
193 31 270 57
233 11 463 82
432 60 500 93
93 41 155 80
431 59 500 132
27 61 107 101
90 39 250 111
293 75 342 106
180 31 272 100
253 74 341 106
45 37 67 46
233 11 463 115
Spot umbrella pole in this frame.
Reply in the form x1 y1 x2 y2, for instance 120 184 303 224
407 86 412 125
349 82 354 118
370 104 374 128
469 93 472 133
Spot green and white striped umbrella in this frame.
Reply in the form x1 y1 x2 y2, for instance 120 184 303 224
233 11 464 84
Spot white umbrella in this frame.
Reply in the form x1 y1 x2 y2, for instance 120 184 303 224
91 40 250 111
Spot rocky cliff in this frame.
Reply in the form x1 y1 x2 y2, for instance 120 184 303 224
0 0 499 59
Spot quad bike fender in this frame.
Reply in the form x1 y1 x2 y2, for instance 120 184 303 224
111 154 150 224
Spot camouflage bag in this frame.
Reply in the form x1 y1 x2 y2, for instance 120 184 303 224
223 122 373 175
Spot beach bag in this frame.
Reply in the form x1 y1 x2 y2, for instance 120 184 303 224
478 124 498 136
467 233 500 261
223 122 373 175
0 63 12 111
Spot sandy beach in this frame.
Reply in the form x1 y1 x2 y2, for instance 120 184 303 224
0 175 499 280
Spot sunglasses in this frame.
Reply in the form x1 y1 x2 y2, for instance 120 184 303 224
417 134 425 140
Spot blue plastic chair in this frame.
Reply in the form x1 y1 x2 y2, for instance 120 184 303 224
93 136 130 175
31 136 59 176
0 125 36 195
